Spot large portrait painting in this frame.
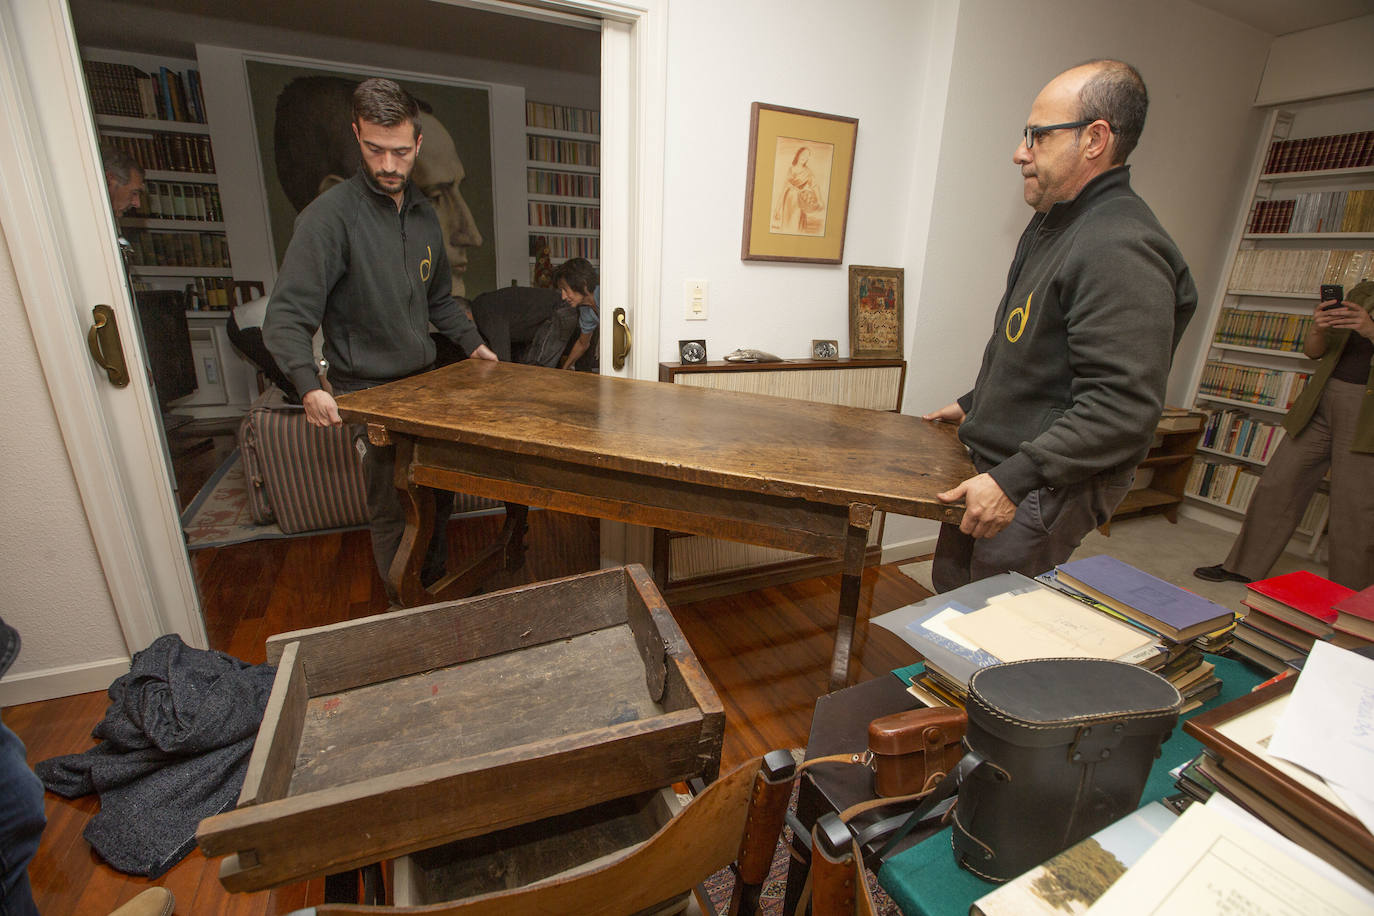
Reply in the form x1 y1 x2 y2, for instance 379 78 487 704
741 102 858 263
246 58 496 297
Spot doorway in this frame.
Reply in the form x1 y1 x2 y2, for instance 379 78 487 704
0 0 665 688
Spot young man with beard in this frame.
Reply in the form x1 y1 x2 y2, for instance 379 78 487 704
265 77 497 604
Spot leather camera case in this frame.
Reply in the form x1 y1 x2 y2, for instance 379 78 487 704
952 658 1182 881
867 707 967 798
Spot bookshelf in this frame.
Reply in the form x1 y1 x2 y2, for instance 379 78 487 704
525 100 600 283
84 48 251 417
1103 414 1204 533
84 53 235 309
1184 95 1374 554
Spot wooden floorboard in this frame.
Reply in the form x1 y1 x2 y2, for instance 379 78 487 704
4 509 930 914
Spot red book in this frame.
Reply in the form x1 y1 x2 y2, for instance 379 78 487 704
1331 585 1374 641
1242 570 1352 637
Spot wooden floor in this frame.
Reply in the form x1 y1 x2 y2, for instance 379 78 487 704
3 510 930 915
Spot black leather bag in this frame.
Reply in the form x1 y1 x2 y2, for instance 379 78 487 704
952 658 1182 882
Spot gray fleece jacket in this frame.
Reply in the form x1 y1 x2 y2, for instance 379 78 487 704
956 166 1197 504
264 170 486 396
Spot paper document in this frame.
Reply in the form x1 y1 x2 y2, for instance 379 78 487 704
949 589 1155 663
1268 641 1374 834
1087 798 1373 913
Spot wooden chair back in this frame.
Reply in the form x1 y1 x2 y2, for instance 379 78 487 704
288 750 797 916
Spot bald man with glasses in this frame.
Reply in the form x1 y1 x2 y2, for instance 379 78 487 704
923 59 1197 593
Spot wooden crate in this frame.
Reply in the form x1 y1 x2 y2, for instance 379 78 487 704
197 565 723 892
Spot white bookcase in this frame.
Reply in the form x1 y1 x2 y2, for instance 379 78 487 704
1183 91 1374 554
525 101 600 283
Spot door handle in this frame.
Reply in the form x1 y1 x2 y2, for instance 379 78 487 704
612 307 632 372
87 304 130 387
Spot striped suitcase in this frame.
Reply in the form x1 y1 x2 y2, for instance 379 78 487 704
237 387 368 534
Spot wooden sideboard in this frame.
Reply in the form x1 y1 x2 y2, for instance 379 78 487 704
657 358 907 602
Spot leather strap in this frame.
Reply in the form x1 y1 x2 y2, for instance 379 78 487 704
866 749 985 861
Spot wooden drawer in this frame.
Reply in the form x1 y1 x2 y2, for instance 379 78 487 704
196 565 723 892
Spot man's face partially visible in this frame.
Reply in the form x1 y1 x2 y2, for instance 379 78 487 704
108 171 145 217
353 118 421 201
413 112 484 297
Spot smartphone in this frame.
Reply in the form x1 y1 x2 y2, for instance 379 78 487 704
1320 283 1344 310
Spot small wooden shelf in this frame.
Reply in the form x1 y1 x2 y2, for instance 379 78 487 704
1100 414 1205 534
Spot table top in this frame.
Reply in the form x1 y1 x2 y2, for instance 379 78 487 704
876 654 1263 916
336 361 973 521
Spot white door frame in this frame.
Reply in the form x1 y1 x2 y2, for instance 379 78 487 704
0 0 667 657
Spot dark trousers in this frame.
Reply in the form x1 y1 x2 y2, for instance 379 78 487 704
0 716 43 916
933 466 1134 593
354 428 453 604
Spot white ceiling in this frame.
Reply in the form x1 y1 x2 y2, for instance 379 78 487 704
1188 0 1374 36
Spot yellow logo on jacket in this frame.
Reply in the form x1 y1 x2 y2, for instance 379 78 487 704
1006 292 1031 342
420 245 433 283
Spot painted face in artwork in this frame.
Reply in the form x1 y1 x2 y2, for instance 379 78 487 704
413 112 484 297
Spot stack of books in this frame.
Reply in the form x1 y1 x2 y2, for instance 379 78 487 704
873 556 1235 712
1233 570 1362 673
1040 555 1237 713
1332 586 1374 649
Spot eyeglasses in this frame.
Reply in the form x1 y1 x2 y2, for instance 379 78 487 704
1021 118 1102 149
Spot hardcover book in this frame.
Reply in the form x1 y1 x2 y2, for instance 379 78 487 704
1331 586 1374 640
1243 570 1351 636
1054 555 1233 643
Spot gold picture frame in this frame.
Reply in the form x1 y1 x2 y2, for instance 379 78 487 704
848 265 903 359
741 102 858 263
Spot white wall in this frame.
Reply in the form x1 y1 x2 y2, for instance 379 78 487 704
1257 14 1374 105
658 0 935 363
881 0 1274 554
0 223 128 689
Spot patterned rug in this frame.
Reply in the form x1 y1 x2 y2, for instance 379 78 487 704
699 776 900 915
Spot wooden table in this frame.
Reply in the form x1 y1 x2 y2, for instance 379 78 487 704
337 360 973 691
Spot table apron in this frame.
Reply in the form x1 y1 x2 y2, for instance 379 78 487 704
407 438 866 558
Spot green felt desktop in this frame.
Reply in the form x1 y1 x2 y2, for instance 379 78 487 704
879 654 1262 915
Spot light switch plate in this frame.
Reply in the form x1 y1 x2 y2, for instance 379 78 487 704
685 279 708 320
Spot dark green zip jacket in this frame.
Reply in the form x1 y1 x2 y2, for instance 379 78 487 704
956 166 1197 503
264 170 486 396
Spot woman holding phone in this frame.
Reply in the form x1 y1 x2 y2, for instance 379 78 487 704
1194 280 1374 590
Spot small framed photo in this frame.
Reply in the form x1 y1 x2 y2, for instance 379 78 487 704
848 265 904 359
741 102 859 264
812 339 839 360
678 339 708 365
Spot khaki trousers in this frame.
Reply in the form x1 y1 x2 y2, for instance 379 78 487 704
1224 378 1374 589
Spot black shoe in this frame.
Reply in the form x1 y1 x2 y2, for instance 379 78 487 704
1193 564 1252 584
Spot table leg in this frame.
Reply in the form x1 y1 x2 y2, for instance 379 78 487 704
389 438 434 607
827 509 872 692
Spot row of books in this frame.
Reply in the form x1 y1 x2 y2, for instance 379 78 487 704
1228 247 1374 294
84 61 209 125
1198 360 1310 409
527 168 600 199
526 136 600 168
525 101 600 135
1212 307 1311 352
528 233 600 259
1249 190 1374 234
123 229 231 269
101 132 216 175
1198 409 1286 463
1263 128 1374 174
1231 572 1373 674
135 180 224 223
1185 457 1262 512
875 556 1238 716
184 277 238 311
528 201 600 230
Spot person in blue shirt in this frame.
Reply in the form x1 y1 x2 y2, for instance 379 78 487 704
552 257 599 371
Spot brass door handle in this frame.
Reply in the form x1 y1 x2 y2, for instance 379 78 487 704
87 304 130 387
612 307 632 371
